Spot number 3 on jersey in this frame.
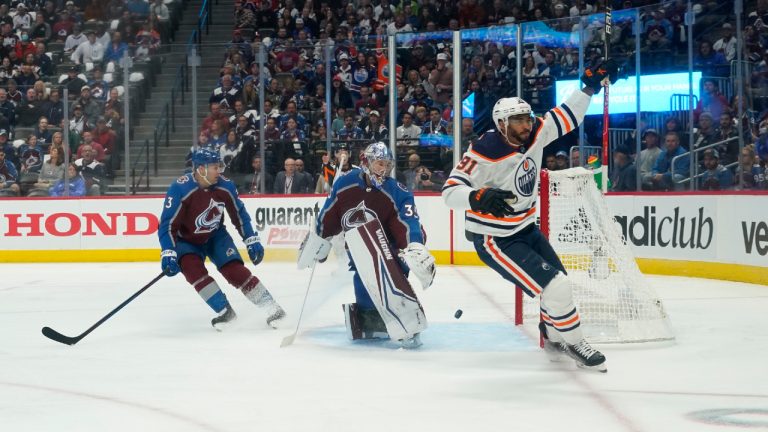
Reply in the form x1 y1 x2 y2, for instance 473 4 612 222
456 156 478 175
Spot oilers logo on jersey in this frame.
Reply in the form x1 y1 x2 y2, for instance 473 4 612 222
194 198 226 234
515 157 538 197
341 201 378 231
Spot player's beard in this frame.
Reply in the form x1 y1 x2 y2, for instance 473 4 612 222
504 125 528 148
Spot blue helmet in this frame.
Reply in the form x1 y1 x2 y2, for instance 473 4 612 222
192 148 221 168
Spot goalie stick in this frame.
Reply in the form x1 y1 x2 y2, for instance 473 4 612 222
41 272 165 346
280 262 318 347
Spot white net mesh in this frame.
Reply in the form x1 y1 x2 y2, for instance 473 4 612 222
523 167 674 343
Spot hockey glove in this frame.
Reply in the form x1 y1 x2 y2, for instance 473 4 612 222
580 58 620 93
399 242 436 290
297 230 332 269
161 249 180 276
469 188 517 217
245 235 265 265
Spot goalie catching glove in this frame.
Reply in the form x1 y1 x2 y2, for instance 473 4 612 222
399 242 436 289
469 188 517 218
297 230 332 269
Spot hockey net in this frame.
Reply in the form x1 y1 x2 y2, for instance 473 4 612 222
518 167 674 343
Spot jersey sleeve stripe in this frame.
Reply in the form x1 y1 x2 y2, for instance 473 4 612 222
467 207 536 223
549 111 564 137
447 175 471 186
441 183 462 191
552 107 572 133
561 103 579 128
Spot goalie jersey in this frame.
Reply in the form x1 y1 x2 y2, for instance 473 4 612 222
442 90 592 237
317 168 425 249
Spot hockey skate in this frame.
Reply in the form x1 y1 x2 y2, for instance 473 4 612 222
245 284 286 328
565 339 607 373
539 322 568 362
211 305 237 331
399 333 422 349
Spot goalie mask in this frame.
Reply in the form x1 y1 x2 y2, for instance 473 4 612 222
361 142 394 189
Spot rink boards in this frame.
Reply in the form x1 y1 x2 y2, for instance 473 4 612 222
0 193 765 285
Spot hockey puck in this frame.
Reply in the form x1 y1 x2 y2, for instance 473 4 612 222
454 309 463 319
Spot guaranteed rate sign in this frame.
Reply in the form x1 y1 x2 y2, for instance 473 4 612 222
555 71 703 115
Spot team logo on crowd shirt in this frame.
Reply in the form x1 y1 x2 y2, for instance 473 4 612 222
194 198 225 234
514 157 537 197
341 201 378 231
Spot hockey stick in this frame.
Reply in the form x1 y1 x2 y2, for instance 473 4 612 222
41 272 166 346
601 6 612 193
280 262 318 347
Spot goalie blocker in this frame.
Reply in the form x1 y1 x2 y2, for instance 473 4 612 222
345 219 427 342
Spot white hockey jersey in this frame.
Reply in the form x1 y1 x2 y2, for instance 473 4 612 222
442 89 592 237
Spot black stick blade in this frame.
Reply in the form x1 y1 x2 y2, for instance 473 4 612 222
41 327 80 346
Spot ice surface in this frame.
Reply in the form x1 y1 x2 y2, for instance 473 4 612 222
1 262 767 431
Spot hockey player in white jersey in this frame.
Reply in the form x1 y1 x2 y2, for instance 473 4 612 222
442 59 620 372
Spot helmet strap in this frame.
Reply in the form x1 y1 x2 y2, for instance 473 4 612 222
197 165 214 186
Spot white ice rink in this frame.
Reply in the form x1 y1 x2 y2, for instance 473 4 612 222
1 261 767 431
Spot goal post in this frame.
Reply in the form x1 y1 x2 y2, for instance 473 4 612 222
515 168 674 344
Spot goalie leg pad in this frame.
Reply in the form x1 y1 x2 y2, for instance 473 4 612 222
345 219 427 341
180 254 229 313
540 273 585 345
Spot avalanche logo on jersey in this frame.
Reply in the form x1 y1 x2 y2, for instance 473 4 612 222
514 157 537 197
341 201 378 231
194 198 226 234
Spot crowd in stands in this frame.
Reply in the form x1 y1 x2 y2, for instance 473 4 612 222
0 0 169 197
188 0 766 196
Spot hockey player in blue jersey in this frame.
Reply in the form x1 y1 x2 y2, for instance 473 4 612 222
297 142 436 348
442 60 620 372
158 148 286 329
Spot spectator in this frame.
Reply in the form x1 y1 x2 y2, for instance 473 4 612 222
16 63 38 89
12 4 32 32
43 88 64 126
278 101 307 131
713 23 737 62
30 13 51 43
735 144 766 189
0 145 19 196
397 111 422 146
555 150 569 170
70 30 104 65
73 85 103 122
694 40 728 76
219 130 243 176
93 117 117 160
48 9 75 42
274 157 311 194
364 110 388 141
61 66 87 100
209 74 240 109
610 146 637 192
208 119 227 149
151 0 171 44
402 153 421 190
0 88 14 126
16 88 43 127
294 159 313 191
413 165 441 191
714 111 740 165
638 128 662 186
422 107 448 135
69 103 91 136
103 31 128 64
428 52 453 105
336 114 363 141
460 118 478 153
62 22 84 51
49 163 85 197
692 112 718 155
34 43 54 77
330 75 353 109
240 76 258 109
545 154 558 171
201 102 227 132
88 66 109 100
126 0 150 20
73 144 105 195
0 22 18 59
76 130 106 162
28 145 64 196
244 155 273 194
649 132 690 191
35 117 53 149
18 134 44 181
264 117 280 141
694 78 730 123
699 149 734 190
